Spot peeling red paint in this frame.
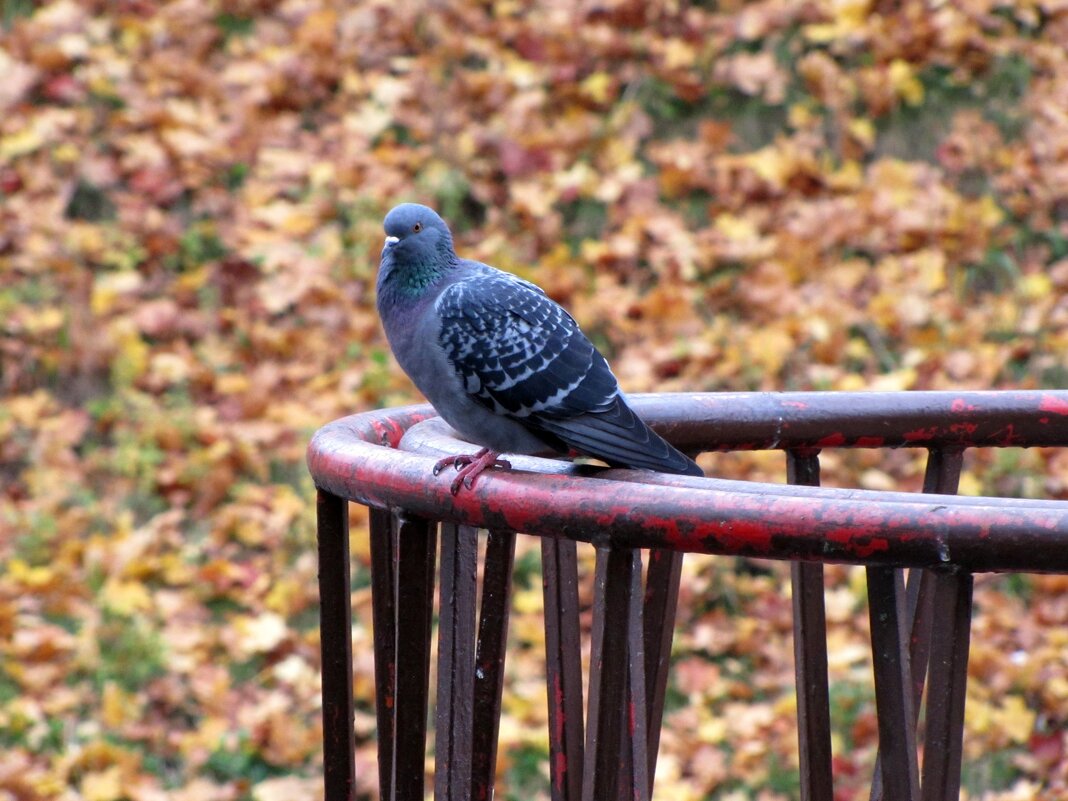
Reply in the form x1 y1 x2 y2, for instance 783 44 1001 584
308 392 1068 572
904 426 939 442
951 398 980 412
817 432 846 447
553 753 567 789
855 435 886 448
1040 394 1068 415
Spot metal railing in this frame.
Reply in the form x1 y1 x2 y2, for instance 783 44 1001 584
307 391 1068 801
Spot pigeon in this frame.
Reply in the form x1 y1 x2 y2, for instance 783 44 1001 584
375 203 702 493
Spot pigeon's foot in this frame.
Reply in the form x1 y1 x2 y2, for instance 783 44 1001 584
433 448 512 494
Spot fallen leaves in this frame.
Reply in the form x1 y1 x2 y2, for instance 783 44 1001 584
2 0 1068 798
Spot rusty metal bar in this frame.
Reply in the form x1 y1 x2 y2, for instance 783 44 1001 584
311 414 1068 571
583 547 645 801
642 548 682 793
393 515 437 801
920 571 974 801
871 448 965 801
435 523 479 801
581 548 610 801
305 392 1068 801
369 507 397 801
542 539 585 801
325 391 1068 459
471 529 516 801
317 490 356 801
787 451 833 801
626 550 651 801
868 566 920 801
623 391 1068 452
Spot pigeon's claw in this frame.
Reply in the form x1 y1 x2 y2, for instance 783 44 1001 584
433 448 511 494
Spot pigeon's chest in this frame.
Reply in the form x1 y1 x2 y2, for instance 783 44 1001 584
381 297 446 385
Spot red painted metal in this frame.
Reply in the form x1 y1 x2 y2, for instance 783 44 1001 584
368 508 396 801
787 452 833 801
541 539 585 801
317 491 356 801
310 395 1068 573
308 391 1068 801
392 515 436 801
641 548 683 794
868 566 920 801
434 523 478 801
471 530 515 801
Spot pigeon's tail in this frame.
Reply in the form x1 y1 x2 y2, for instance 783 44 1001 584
535 397 703 477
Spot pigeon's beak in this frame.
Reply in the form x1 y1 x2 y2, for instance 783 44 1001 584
383 235 400 249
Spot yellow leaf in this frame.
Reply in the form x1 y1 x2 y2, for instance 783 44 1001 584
101 578 152 615
697 714 727 744
848 117 876 148
957 473 983 496
111 327 150 387
215 373 250 395
81 766 123 801
252 777 322 801
914 250 947 292
91 271 143 315
662 39 696 70
233 613 288 656
20 307 65 335
512 586 543 615
101 682 138 727
888 59 924 106
803 0 870 41
996 695 1035 744
580 72 613 104
1016 275 1050 303
715 214 759 242
0 127 44 159
977 195 1004 227
53 141 81 163
8 559 58 590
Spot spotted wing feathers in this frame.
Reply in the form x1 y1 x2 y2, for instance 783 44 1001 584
437 268 700 476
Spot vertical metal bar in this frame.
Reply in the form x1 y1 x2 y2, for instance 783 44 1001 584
583 547 642 801
369 507 397 801
786 451 833 801
317 490 356 801
626 550 651 801
642 549 683 794
905 448 964 710
471 529 517 801
542 538 585 801
867 566 920 801
435 523 479 801
581 548 610 801
871 449 963 801
920 571 974 801
393 514 438 801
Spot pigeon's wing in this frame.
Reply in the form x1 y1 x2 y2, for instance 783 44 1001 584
437 271 617 419
437 271 700 475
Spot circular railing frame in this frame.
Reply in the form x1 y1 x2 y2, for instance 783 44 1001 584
308 391 1068 573
307 390 1068 801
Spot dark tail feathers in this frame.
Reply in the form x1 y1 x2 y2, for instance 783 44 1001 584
534 396 702 477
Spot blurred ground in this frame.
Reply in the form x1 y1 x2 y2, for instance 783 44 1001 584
2 1 1068 799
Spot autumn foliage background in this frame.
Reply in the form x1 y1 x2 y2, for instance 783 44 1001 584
3 0 1068 799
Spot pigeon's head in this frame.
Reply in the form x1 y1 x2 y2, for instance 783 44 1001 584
381 203 454 264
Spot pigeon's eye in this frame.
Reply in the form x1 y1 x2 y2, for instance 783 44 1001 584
412 222 423 233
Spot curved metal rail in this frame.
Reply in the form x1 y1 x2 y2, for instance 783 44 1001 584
307 391 1068 801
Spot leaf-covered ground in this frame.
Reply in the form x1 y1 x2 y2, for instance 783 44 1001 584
2 1 1068 799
